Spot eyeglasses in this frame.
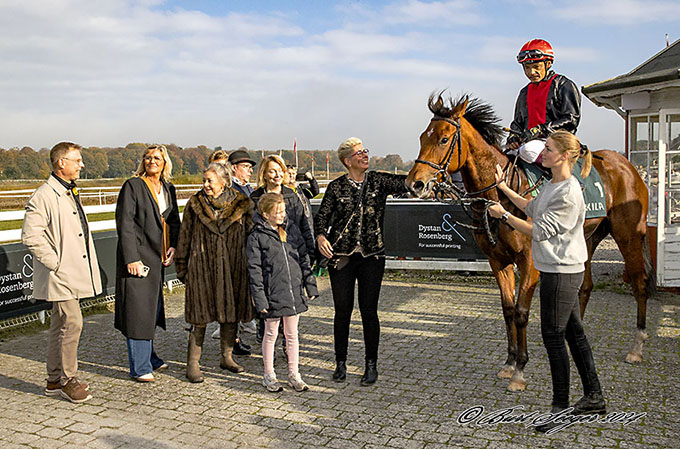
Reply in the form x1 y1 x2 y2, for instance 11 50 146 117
61 157 83 164
352 148 370 157
144 156 164 163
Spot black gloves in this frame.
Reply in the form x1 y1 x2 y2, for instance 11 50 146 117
520 126 542 143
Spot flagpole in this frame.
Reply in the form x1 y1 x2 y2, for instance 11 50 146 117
294 138 298 167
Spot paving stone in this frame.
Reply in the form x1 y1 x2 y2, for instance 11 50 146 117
0 272 676 448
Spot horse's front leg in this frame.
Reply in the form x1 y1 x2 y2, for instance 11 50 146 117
508 255 540 392
490 261 518 380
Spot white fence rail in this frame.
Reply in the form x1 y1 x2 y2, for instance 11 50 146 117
0 199 191 243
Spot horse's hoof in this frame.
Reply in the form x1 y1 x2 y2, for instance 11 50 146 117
625 352 643 364
497 366 514 379
507 379 527 391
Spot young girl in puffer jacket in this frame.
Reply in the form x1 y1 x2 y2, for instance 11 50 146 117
247 193 318 392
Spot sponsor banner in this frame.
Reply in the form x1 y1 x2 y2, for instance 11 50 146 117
0 231 176 320
311 199 487 260
383 201 486 259
3 201 482 320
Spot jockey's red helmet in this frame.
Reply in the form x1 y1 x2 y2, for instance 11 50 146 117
517 39 554 64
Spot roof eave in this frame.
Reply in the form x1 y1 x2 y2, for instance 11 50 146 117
583 68 680 95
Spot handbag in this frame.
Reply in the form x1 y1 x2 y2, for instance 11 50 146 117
315 173 369 272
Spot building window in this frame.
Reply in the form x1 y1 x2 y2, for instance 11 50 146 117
630 114 659 224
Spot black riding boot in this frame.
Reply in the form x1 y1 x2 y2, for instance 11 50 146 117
332 361 346 382
360 359 378 386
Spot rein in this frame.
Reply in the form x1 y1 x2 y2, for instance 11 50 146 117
414 116 529 246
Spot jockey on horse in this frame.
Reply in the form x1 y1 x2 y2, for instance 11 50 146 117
508 39 582 166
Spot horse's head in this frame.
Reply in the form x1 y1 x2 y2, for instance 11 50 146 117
407 93 470 198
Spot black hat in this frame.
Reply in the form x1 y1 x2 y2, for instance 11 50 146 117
228 147 256 166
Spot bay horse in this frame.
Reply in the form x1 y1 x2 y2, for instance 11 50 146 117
406 93 655 391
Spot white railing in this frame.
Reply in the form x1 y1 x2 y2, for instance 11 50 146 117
0 199 190 243
0 180 330 243
0 184 204 205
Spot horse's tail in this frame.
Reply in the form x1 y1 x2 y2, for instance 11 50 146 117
643 232 657 297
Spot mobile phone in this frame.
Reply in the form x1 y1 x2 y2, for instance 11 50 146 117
140 265 150 277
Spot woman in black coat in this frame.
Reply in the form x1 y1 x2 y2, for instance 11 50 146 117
250 155 314 259
114 144 180 382
315 137 408 386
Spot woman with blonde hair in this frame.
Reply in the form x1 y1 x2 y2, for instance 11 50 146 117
252 156 312 255
115 144 180 382
315 137 409 386
489 130 605 432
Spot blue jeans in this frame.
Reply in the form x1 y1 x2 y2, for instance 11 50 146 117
126 339 164 377
126 291 165 377
539 271 602 408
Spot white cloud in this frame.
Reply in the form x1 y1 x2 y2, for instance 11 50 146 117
0 0 618 156
554 0 680 25
382 0 485 25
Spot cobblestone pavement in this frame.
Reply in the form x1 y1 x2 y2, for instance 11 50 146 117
0 270 678 448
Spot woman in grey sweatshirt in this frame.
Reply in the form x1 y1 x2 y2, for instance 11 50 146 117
489 130 606 433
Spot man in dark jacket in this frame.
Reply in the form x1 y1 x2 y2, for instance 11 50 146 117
508 39 581 164
228 148 256 197
286 164 319 237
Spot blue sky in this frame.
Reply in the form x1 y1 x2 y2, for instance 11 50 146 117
1 0 679 159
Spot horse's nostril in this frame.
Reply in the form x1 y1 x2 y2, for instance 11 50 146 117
413 181 424 191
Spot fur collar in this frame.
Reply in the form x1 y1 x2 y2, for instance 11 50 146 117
188 189 253 234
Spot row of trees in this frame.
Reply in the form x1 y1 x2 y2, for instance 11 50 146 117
0 144 413 180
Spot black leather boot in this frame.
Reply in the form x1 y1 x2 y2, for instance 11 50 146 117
535 406 570 433
233 338 251 356
332 361 346 382
572 392 607 415
360 359 378 386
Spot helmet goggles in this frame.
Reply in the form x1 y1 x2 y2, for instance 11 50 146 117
517 49 554 64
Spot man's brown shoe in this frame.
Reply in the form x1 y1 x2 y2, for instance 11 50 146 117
45 380 62 396
46 378 89 396
60 378 92 403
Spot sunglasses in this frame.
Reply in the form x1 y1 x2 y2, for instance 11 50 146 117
352 148 370 157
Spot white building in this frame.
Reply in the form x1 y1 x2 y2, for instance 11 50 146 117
583 39 680 287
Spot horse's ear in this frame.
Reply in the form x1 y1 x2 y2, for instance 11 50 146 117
434 95 444 113
451 96 469 119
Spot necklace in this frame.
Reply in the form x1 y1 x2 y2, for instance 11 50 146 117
347 176 363 189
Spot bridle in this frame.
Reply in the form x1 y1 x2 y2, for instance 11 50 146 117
414 116 462 182
412 114 519 246
413 115 507 200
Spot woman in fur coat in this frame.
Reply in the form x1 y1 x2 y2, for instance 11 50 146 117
175 163 255 382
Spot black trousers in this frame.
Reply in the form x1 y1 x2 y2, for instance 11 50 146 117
540 271 603 408
329 254 386 362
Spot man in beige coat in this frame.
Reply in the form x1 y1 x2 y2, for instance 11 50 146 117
22 142 102 403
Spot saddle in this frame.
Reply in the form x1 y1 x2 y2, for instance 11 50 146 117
518 159 607 219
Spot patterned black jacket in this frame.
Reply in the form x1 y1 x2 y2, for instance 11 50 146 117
314 171 408 257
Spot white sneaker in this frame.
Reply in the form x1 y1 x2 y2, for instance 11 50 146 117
134 373 155 383
239 320 257 334
211 327 220 339
263 373 283 392
288 372 309 392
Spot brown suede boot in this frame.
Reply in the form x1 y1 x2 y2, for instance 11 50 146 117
186 326 206 383
220 323 244 373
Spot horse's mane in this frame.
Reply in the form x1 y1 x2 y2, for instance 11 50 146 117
428 92 505 147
